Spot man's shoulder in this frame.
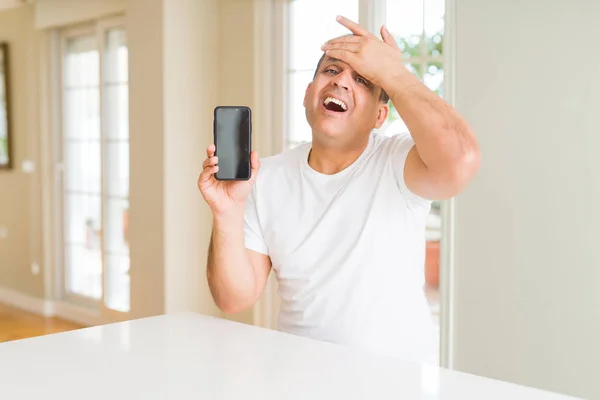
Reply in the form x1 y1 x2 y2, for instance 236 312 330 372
259 142 309 171
254 142 308 188
371 130 414 151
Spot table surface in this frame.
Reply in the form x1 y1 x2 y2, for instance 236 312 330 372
0 312 578 399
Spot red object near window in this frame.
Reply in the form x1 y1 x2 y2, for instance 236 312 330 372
425 241 440 288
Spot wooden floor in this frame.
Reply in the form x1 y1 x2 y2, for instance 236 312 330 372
0 303 82 343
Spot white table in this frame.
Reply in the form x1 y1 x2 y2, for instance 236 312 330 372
0 312 578 399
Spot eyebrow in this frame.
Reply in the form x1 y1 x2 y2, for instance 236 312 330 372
320 56 376 92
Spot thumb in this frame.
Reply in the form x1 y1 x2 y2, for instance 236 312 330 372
249 150 261 182
380 25 399 49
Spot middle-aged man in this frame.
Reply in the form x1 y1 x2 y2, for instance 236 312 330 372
198 16 481 364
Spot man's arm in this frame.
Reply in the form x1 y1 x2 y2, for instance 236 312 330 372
385 69 481 200
322 17 481 200
207 211 272 314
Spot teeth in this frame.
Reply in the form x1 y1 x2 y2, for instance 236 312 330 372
324 96 347 111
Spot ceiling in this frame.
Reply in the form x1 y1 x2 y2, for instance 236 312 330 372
0 0 29 11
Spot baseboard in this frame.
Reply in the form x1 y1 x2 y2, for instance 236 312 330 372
0 287 102 327
52 300 102 327
0 287 56 317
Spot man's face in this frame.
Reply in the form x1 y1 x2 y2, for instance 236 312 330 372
303 56 388 143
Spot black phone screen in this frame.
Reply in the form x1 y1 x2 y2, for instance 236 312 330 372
214 106 251 181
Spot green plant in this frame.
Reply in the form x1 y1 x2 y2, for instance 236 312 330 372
0 136 7 159
387 31 444 123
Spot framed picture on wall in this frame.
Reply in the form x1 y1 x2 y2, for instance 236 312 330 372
0 42 12 170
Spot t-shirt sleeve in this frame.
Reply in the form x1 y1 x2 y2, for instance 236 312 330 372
244 186 269 255
390 132 432 210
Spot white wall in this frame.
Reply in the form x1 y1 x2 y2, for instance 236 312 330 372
0 5 44 298
162 0 219 315
126 0 166 319
35 0 126 29
452 0 600 398
126 0 220 318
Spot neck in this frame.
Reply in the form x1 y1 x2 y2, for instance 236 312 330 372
308 135 370 175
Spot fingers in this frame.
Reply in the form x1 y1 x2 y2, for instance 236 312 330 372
198 163 218 188
202 155 218 169
198 152 219 189
336 15 370 36
321 35 361 50
324 49 356 66
322 41 361 53
250 150 260 172
380 24 399 49
206 144 215 158
249 150 261 183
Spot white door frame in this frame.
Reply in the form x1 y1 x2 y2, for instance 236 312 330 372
39 15 132 327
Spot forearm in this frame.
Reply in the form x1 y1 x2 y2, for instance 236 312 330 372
207 209 258 313
385 70 480 177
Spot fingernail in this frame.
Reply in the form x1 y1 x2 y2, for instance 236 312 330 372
336 15 342 21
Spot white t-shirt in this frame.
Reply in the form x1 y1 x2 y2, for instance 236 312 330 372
244 131 437 364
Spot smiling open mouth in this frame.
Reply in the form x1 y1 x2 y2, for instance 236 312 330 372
323 97 348 112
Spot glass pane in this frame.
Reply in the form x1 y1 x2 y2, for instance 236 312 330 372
406 62 424 80
105 198 129 255
64 87 100 140
289 0 359 71
381 116 409 138
384 63 419 134
424 0 445 57
104 84 129 140
105 254 130 312
288 71 313 145
65 243 102 300
64 35 98 87
425 32 443 58
64 193 101 248
386 0 424 58
424 62 444 97
104 28 128 84
64 140 101 194
106 141 129 198
105 197 130 312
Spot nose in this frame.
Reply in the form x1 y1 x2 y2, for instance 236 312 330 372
332 71 351 92
334 82 349 91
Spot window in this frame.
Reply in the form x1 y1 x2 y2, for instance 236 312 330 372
383 0 444 127
59 19 130 313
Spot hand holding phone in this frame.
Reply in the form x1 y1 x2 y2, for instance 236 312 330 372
198 106 259 216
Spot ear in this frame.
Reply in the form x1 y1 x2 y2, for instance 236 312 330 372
374 102 389 129
303 83 312 107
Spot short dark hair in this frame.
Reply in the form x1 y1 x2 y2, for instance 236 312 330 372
313 53 390 104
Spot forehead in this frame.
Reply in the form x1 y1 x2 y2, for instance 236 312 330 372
321 56 347 67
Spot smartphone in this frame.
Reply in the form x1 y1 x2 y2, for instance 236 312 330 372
213 106 252 181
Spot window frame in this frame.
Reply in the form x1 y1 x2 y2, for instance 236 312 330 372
55 15 130 320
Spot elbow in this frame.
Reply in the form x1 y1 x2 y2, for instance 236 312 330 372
438 146 481 199
450 122 481 183
217 302 246 315
213 295 256 315
459 145 482 181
